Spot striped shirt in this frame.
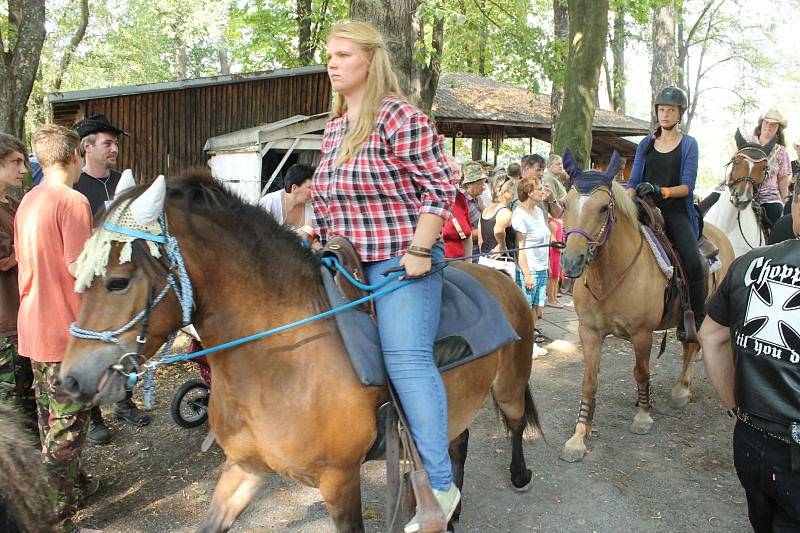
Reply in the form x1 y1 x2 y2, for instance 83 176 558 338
312 97 455 262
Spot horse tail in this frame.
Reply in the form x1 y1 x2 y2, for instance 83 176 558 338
523 384 543 438
492 383 544 440
0 404 54 533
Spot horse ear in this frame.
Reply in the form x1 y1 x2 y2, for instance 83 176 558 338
114 169 136 197
130 175 166 226
734 128 747 150
603 151 622 182
562 148 581 179
762 136 777 156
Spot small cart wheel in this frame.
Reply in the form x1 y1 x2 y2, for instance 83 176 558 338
170 379 209 428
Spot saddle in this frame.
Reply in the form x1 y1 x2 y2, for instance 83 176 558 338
635 197 717 343
321 236 376 318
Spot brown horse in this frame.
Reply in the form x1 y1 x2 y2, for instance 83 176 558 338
0 404 54 533
59 171 540 532
558 151 734 463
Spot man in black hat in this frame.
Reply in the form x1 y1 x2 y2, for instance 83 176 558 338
73 114 151 444
74 114 127 215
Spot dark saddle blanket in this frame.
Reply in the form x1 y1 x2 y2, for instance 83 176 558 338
321 265 521 387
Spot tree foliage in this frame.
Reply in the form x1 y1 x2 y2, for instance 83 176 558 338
676 0 773 130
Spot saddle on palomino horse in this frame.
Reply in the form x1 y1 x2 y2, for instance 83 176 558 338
635 197 719 343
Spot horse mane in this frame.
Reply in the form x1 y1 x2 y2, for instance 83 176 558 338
102 169 321 296
0 404 54 532
609 181 640 227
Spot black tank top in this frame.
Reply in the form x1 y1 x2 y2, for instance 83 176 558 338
480 207 516 257
706 241 800 424
644 138 684 214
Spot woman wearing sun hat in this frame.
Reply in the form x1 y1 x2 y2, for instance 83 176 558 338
699 109 792 226
748 109 793 226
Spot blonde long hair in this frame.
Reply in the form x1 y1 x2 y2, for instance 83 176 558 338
328 21 405 166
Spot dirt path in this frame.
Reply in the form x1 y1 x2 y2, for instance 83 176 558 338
75 335 749 532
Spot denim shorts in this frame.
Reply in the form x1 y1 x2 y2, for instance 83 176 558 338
516 269 548 307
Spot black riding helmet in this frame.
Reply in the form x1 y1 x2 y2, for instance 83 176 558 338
654 86 688 117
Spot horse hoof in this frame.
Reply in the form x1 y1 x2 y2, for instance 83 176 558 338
512 469 534 492
629 413 653 435
670 385 692 409
559 438 587 463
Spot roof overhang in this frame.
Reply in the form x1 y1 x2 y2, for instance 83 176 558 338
48 65 328 104
203 113 329 153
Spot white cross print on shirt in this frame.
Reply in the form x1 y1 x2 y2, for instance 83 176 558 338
744 279 800 352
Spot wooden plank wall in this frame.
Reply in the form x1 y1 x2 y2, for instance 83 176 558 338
53 71 332 179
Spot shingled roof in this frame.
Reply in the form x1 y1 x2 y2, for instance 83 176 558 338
432 72 649 136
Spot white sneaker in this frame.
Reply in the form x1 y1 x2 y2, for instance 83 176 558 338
533 343 548 358
404 483 461 532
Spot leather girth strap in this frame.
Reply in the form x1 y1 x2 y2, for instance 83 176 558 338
321 236 376 318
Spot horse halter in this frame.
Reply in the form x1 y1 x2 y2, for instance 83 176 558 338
726 146 769 197
69 211 195 386
563 187 616 264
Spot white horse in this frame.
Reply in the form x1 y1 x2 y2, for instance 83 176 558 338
703 129 774 258
704 188 764 257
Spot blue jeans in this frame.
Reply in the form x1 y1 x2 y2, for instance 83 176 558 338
364 243 453 490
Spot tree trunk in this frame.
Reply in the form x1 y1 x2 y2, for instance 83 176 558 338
552 0 609 168
611 7 625 114
174 31 188 80
0 0 46 137
297 0 313 66
217 35 230 75
650 0 677 129
550 0 568 140
52 0 89 92
350 0 443 114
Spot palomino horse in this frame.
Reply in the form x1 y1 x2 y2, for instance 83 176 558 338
703 129 774 257
558 150 734 463
59 171 541 532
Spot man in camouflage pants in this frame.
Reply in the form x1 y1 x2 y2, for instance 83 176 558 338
15 125 96 530
0 337 35 415
0 133 34 417
31 362 93 523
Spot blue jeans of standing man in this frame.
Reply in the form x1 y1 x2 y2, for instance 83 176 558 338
364 243 453 491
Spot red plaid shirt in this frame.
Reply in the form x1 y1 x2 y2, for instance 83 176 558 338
312 97 455 262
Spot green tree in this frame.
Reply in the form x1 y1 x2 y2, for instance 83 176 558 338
553 0 610 167
676 0 773 131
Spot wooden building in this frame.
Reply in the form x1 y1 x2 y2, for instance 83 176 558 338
50 66 648 180
433 72 650 168
49 65 331 178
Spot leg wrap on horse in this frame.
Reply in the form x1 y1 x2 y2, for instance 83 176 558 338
576 398 596 426
636 381 652 408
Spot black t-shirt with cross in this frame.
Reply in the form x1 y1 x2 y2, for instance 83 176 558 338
74 169 121 216
707 240 800 424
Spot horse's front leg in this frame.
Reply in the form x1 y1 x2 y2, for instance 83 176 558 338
671 340 698 408
560 325 602 463
630 331 654 435
319 466 364 532
197 459 266 533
